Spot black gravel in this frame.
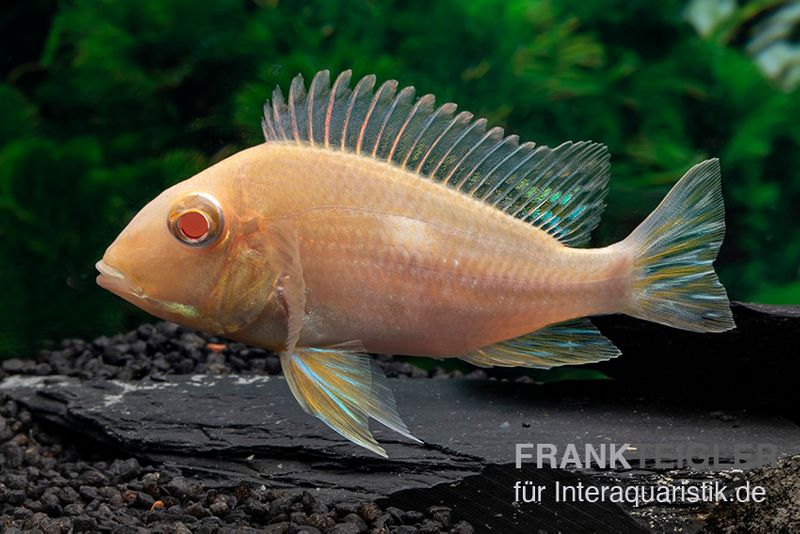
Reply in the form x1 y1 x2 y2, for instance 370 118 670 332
705 454 800 533
0 321 489 383
0 322 477 533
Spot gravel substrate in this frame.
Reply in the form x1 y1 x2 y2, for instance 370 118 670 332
704 454 800 533
0 323 477 533
0 321 488 382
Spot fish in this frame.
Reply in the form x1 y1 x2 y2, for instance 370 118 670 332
96 70 735 457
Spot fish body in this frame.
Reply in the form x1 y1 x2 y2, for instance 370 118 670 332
221 143 628 357
97 71 734 456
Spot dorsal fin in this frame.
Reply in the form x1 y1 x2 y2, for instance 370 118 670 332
262 70 610 246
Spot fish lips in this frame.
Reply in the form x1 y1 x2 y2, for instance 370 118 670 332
95 259 143 298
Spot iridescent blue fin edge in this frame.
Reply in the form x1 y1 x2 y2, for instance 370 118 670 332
462 318 620 369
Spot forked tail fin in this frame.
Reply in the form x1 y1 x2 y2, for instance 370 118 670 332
622 159 735 332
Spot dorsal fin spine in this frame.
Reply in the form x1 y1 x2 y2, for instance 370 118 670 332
363 81 398 155
288 76 306 142
261 102 278 140
401 103 456 168
341 75 376 151
517 143 601 219
373 86 415 158
462 135 519 194
524 143 604 221
460 132 516 192
505 144 577 215
449 127 504 188
325 70 352 149
357 80 397 155
484 145 544 203
271 87 288 140
475 141 531 199
388 93 432 162
445 126 496 186
324 72 340 147
506 143 573 216
430 118 486 179
306 71 322 145
415 111 472 173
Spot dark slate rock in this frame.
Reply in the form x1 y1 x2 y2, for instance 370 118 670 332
592 302 800 407
3 373 799 472
2 371 800 531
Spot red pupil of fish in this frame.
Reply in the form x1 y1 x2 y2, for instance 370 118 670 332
178 211 209 240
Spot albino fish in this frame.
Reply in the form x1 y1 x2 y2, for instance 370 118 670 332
97 70 734 456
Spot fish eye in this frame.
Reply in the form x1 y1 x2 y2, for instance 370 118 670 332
177 211 210 240
168 193 224 247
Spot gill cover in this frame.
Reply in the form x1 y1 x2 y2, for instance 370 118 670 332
207 217 306 336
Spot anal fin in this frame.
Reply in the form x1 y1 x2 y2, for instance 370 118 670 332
462 319 620 369
280 348 421 457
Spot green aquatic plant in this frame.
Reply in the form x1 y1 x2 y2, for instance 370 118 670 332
0 0 798 356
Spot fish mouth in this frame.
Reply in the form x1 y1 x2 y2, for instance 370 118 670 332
95 260 143 297
96 259 206 326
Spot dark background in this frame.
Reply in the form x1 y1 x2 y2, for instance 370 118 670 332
1 0 799 357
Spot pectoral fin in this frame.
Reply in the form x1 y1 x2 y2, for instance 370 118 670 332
462 319 620 369
262 222 306 348
262 225 418 457
280 348 421 457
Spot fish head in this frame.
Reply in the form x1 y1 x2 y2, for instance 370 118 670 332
97 164 275 335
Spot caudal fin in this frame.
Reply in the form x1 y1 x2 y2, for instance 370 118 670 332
622 159 735 332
